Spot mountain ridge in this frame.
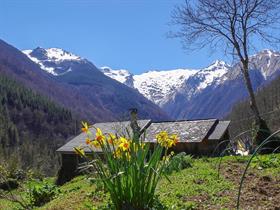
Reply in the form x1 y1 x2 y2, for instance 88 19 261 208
23 46 280 120
99 49 280 119
20 44 169 122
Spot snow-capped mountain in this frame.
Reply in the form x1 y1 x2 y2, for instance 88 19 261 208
102 60 230 106
23 47 83 76
102 67 197 106
179 60 229 98
101 49 280 119
23 46 280 120
133 68 197 106
22 47 169 121
246 49 280 79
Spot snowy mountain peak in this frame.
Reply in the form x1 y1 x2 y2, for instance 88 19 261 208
262 49 274 55
100 66 133 85
251 49 280 60
259 49 279 56
206 60 230 70
22 47 83 76
100 66 131 75
23 47 81 62
247 49 280 79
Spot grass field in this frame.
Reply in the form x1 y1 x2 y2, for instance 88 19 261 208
1 154 279 210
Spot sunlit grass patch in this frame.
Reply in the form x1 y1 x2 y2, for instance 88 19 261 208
157 159 234 209
41 176 108 210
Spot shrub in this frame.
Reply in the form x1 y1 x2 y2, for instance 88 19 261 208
74 123 179 210
0 164 21 191
27 181 60 207
0 162 26 181
165 153 193 174
182 155 194 168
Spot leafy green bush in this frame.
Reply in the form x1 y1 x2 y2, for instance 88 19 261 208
165 153 193 174
27 181 60 207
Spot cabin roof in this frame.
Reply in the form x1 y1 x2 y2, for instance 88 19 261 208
143 119 218 143
208 120 230 140
57 119 230 154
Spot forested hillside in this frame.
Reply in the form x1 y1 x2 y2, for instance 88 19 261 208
229 75 280 137
0 73 78 176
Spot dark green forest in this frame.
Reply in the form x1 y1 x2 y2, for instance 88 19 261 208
0 74 79 176
229 75 280 138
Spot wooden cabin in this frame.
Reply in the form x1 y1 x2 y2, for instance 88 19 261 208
56 119 230 184
143 119 230 156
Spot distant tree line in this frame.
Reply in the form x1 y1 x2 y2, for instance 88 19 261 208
0 74 79 176
229 75 280 140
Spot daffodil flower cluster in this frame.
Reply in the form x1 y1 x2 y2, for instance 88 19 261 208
74 121 179 210
76 123 179 159
156 131 179 148
79 122 133 160
113 137 131 159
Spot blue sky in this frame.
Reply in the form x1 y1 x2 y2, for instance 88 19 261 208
0 0 267 74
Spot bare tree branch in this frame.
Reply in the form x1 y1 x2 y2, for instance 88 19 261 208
171 0 280 144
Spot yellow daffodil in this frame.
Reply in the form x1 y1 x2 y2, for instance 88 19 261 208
118 137 130 152
86 138 91 145
91 140 101 148
156 131 168 144
95 128 105 144
169 134 179 145
166 139 173 148
113 148 122 159
108 133 117 145
81 121 89 133
113 147 131 160
156 131 178 148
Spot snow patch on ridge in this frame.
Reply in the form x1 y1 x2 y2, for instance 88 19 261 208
44 48 81 61
101 66 132 84
196 60 229 91
23 51 57 75
23 48 81 76
132 69 196 105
